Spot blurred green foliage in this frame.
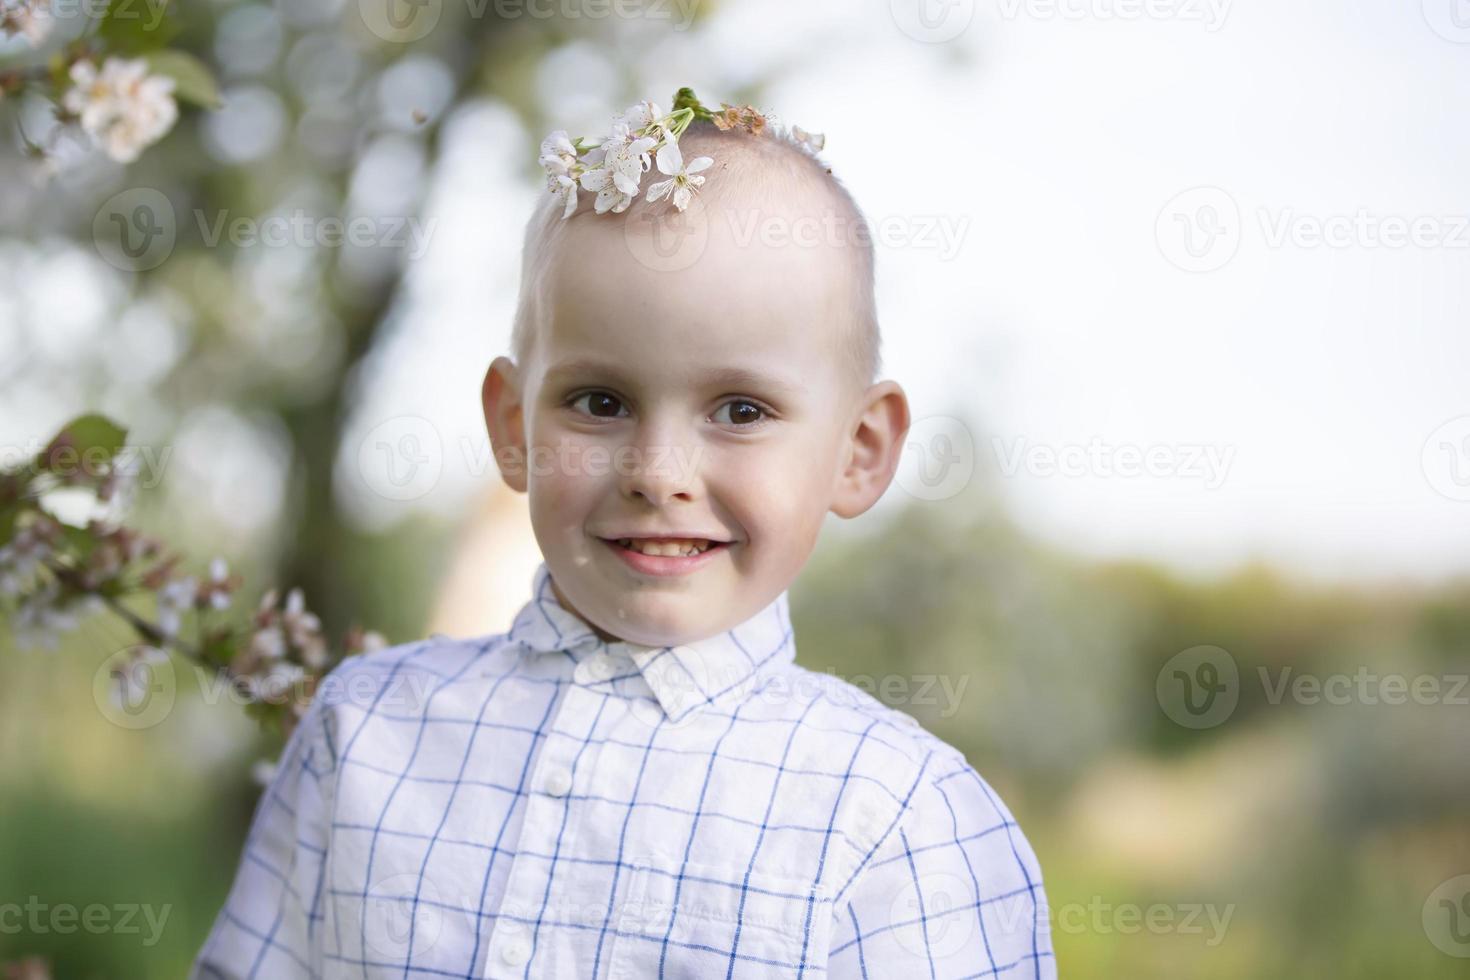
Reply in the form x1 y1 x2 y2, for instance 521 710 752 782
3 491 1468 977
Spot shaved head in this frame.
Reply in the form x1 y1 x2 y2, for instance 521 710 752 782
511 119 881 403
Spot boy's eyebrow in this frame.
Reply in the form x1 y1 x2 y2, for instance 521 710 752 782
543 358 806 396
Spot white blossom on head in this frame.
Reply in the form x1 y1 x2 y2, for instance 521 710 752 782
538 88 825 220
645 139 713 212
579 132 657 214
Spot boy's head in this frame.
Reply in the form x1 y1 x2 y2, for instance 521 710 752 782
482 117 910 648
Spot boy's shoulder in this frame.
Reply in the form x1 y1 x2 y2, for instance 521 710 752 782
770 661 969 766
305 631 516 724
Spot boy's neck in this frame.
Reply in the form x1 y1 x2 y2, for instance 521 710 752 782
548 574 624 643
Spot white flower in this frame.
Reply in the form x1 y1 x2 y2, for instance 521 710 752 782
613 100 661 139
156 575 196 638
250 758 278 787
240 660 305 703
578 133 656 214
644 139 713 212
1 1 50 46
62 57 179 164
203 557 232 611
540 131 582 219
13 581 84 651
538 129 577 177
549 173 578 218
791 124 825 154
0 524 51 597
248 623 287 661
281 587 328 667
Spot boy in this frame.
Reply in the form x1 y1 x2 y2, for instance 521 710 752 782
193 95 1054 978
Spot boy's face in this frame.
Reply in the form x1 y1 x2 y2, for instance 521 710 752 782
485 193 909 648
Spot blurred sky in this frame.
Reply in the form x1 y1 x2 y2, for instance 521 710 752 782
7 0 1470 587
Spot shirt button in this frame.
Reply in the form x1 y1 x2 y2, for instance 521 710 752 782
500 936 531 966
543 766 573 797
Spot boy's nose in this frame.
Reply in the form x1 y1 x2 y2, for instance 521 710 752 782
618 424 698 505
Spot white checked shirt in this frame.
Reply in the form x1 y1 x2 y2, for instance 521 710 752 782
193 561 1054 979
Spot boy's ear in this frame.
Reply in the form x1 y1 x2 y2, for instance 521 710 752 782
830 379 911 519
482 355 529 493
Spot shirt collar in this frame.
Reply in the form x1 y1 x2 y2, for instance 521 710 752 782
507 561 796 722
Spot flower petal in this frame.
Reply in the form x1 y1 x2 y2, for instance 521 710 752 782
612 168 641 196
684 155 713 174
655 140 684 177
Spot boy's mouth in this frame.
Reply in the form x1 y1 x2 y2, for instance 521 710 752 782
599 536 732 577
604 536 728 558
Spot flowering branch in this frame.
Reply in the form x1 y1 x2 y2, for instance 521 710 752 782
0 0 219 174
0 414 386 740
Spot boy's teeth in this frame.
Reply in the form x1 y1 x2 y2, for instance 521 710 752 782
616 538 714 557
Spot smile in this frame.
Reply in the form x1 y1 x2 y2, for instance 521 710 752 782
599 537 733 576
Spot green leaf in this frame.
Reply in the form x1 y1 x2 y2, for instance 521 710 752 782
98 0 182 53
36 414 128 475
143 50 222 110
57 522 97 562
672 87 714 122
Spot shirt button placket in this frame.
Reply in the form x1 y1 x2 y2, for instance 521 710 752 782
485 680 602 978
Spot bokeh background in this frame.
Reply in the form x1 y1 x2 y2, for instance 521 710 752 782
3 0 1470 976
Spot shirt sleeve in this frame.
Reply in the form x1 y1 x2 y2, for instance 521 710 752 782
829 757 1055 979
190 696 339 979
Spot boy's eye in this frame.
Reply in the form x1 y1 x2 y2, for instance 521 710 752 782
713 400 767 426
568 392 769 427
570 391 628 418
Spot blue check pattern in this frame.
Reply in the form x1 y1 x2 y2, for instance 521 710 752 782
192 561 1054 978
